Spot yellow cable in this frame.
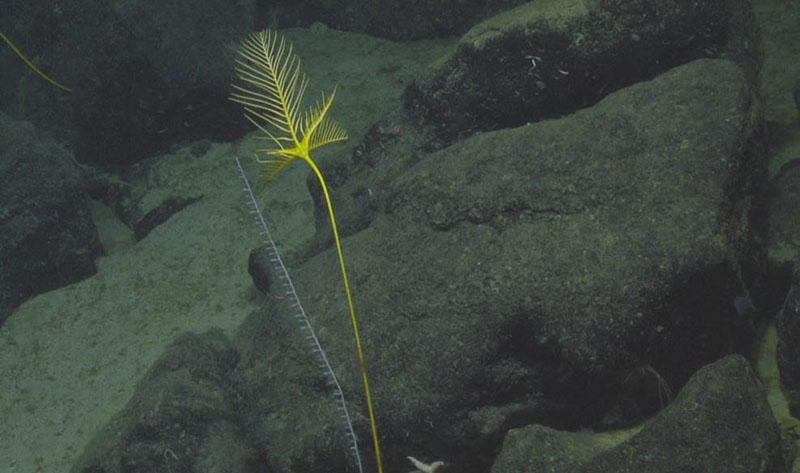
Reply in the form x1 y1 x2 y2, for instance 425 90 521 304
0 30 73 92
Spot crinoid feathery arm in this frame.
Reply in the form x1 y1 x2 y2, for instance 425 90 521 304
230 29 347 182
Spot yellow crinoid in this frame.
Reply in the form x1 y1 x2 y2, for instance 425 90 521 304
230 30 384 473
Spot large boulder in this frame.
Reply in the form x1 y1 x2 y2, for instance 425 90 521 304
241 57 768 470
0 112 103 324
491 355 787 473
0 0 253 168
69 331 250 473
404 0 762 142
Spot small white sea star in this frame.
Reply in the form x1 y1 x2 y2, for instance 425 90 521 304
407 455 445 473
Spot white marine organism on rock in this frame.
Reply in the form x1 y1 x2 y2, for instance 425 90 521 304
407 455 445 473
